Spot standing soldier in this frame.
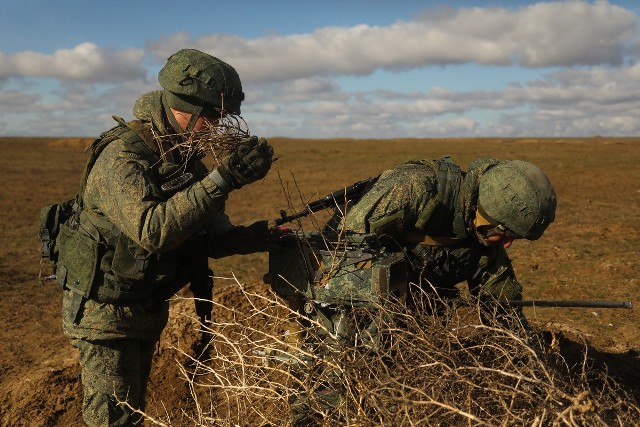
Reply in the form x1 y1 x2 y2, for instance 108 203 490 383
54 49 276 426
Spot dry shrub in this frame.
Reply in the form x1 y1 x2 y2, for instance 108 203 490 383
141 281 639 426
152 114 250 167
137 181 640 426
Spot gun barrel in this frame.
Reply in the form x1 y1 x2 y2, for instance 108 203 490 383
275 177 375 226
505 300 632 309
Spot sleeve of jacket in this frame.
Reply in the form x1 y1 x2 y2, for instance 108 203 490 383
84 140 230 253
206 219 282 258
468 246 532 333
467 246 523 301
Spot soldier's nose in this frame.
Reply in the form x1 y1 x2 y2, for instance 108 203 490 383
502 237 515 248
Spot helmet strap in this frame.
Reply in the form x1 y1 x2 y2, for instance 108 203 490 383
161 91 204 133
161 91 183 134
185 104 203 132
473 208 493 230
476 204 520 238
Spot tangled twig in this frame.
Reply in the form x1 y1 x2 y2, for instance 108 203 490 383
135 180 640 426
152 114 250 168
139 280 640 426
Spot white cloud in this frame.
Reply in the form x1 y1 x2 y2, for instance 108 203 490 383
0 43 146 82
5 57 640 138
0 90 40 112
244 77 343 104
148 1 637 84
414 116 479 136
2 1 640 138
240 59 640 138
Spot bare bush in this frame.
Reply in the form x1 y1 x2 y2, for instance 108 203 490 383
140 280 639 426
138 179 639 425
151 114 250 167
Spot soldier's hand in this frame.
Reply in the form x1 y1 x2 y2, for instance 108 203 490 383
245 219 290 239
213 136 274 191
218 219 286 254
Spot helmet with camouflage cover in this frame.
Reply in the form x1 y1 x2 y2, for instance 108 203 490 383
158 48 244 117
477 160 556 240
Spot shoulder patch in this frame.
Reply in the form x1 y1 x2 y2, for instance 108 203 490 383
118 151 143 160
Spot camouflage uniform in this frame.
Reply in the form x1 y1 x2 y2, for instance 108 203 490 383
342 158 523 303
269 157 555 425
60 57 273 425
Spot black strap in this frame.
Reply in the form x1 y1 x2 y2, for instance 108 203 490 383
69 291 87 325
434 155 461 208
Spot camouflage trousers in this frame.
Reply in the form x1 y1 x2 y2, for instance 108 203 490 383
69 337 157 427
61 288 168 427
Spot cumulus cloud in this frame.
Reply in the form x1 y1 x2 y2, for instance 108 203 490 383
148 1 637 83
4 57 640 138
240 60 640 138
244 76 343 104
0 90 41 112
0 43 146 83
3 1 640 138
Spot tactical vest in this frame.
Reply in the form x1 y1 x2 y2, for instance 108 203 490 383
39 120 207 308
406 156 463 237
365 156 464 245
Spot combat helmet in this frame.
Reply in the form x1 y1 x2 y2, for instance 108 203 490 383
477 160 556 240
158 48 244 130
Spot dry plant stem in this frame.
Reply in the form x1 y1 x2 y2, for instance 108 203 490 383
275 172 361 283
128 273 640 426
152 114 250 172
129 178 640 426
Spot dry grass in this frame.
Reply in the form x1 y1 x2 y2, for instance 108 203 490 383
142 184 640 426
152 114 251 166
142 283 640 426
137 143 640 425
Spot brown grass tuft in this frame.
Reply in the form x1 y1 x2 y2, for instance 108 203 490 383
139 282 640 426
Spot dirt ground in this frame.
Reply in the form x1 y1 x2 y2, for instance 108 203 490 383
1 136 639 426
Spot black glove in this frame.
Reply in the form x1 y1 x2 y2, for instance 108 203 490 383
214 136 274 190
216 219 286 255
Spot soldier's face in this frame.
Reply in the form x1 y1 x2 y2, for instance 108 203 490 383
170 108 221 132
475 226 516 248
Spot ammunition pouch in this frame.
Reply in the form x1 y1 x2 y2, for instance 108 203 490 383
96 240 179 304
56 223 100 299
266 231 408 306
51 214 168 305
38 198 77 281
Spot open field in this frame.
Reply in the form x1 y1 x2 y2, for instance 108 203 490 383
0 136 639 425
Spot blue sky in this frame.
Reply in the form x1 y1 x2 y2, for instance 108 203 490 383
2 0 640 138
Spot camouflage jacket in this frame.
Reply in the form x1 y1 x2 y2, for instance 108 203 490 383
342 159 522 301
83 122 232 257
62 113 270 340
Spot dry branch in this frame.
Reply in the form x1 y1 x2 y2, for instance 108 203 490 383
140 280 640 426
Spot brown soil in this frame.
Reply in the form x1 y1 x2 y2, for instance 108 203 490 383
1 136 639 426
